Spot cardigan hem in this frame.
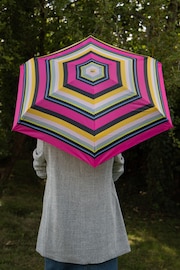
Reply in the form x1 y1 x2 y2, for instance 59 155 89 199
36 247 131 265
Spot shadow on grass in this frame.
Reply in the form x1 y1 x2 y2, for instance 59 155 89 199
118 212 180 270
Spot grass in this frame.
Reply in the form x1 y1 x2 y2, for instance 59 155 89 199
118 216 180 269
0 159 179 270
0 159 44 270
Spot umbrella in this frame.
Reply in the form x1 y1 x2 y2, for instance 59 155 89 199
12 36 173 167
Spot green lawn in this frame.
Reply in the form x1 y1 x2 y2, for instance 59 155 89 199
118 215 179 270
0 159 179 270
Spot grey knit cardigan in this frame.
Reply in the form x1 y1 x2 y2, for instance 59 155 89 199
33 139 130 265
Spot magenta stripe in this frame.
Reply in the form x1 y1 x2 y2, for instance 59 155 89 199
12 64 25 129
37 38 149 101
37 57 118 99
41 36 144 61
66 53 119 94
12 119 172 167
36 58 48 100
33 97 151 130
157 62 173 125
94 120 173 166
66 78 119 93
12 36 173 168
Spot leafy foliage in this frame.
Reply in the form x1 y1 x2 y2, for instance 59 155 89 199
0 0 179 211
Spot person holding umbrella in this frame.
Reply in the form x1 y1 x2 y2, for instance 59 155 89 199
11 35 172 270
33 139 130 270
13 35 172 270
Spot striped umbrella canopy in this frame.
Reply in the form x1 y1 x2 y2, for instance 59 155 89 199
12 36 173 167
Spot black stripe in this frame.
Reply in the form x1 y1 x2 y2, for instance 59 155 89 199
143 57 154 104
76 59 109 85
155 61 166 115
63 82 123 99
32 58 39 104
18 119 96 157
45 38 137 62
31 103 154 136
44 57 121 99
45 93 141 120
95 118 168 156
63 65 122 99
96 104 154 133
19 63 27 118
18 116 167 158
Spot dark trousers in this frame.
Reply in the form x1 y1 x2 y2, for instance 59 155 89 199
45 257 118 270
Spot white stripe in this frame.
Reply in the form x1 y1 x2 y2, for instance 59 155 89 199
22 60 34 114
149 58 164 114
49 44 137 97
51 88 135 113
23 112 95 150
95 110 163 149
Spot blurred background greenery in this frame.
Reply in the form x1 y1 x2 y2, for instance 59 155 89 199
0 1 180 268
1 0 179 213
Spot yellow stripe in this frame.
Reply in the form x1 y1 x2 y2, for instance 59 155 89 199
51 59 128 104
22 58 36 113
147 57 163 112
147 57 157 106
28 59 36 106
39 35 149 59
89 36 150 58
22 106 163 153
24 108 94 141
52 84 128 104
96 106 160 140
51 44 129 95
28 106 160 141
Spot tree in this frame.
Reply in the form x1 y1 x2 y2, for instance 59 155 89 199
0 0 179 211
0 0 42 183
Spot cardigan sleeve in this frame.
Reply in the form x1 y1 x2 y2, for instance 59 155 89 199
112 153 124 182
33 139 47 179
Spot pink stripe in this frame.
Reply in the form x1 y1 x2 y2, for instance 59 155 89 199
41 36 144 61
37 54 149 108
23 58 155 131
36 39 150 118
33 96 151 130
66 78 119 93
12 64 25 129
35 59 47 101
12 119 172 167
12 124 96 166
36 58 151 130
157 62 173 125
36 52 152 130
37 57 118 101
136 57 150 101
67 52 117 66
66 52 119 94
95 120 173 166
